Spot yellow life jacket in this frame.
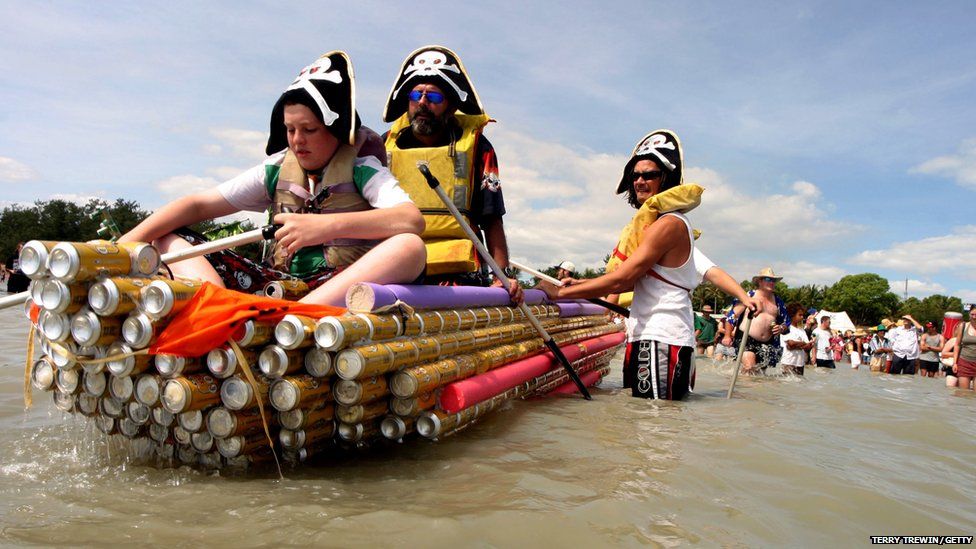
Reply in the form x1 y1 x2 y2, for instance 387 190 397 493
270 130 378 274
605 184 705 274
385 113 490 275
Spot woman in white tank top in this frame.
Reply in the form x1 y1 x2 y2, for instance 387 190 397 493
541 130 758 400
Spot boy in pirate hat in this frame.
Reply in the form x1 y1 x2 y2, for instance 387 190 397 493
382 45 520 302
121 51 426 306
540 130 758 401
722 267 790 374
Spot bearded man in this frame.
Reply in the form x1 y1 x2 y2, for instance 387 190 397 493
382 45 519 302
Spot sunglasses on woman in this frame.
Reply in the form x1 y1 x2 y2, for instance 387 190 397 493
631 170 663 182
408 90 446 104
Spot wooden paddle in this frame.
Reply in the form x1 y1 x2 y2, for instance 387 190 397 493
418 163 592 400
508 260 630 318
726 310 754 398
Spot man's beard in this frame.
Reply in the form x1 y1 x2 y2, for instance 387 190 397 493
409 106 448 136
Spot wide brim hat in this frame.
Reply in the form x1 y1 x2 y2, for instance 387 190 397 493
752 267 783 283
383 45 484 123
266 50 360 154
615 129 684 195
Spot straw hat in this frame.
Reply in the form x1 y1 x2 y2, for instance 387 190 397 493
752 267 783 284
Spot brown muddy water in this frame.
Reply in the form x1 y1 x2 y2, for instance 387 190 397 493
0 301 973 547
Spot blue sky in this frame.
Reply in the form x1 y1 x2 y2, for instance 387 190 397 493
1 1 975 302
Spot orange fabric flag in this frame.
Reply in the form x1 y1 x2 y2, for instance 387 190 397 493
150 282 346 357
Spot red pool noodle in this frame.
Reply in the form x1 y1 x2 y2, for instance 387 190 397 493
549 368 605 395
438 332 625 412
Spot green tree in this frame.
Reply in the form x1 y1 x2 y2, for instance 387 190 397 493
821 273 900 325
780 284 827 311
898 294 964 327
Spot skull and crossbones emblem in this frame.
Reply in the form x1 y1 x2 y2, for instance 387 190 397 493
634 133 676 170
394 50 468 103
286 57 344 126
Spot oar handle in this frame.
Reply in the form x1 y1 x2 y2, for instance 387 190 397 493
509 260 563 286
419 163 592 400
726 310 754 399
509 260 630 318
159 225 279 263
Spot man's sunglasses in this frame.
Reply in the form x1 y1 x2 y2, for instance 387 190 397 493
632 170 663 182
759 277 777 283
408 90 446 104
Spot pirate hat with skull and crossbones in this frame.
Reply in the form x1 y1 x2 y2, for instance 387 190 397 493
615 129 685 195
382 45 484 123
266 51 361 155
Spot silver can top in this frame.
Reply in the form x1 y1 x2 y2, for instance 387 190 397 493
20 240 51 279
121 311 154 349
219 377 253 411
269 378 300 412
160 378 190 414
69 309 101 347
206 407 237 439
108 374 134 402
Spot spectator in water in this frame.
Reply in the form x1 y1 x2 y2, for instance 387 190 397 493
694 304 719 357
918 322 944 378
780 303 813 376
811 316 835 368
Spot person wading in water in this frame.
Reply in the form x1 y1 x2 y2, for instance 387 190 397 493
541 130 758 400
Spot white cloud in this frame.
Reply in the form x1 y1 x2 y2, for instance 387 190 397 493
0 157 39 182
911 138 976 189
206 166 250 182
154 175 222 203
49 192 106 205
955 289 976 304
849 225 976 276
887 278 948 298
205 128 267 162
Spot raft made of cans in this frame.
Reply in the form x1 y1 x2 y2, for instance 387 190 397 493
22 239 624 470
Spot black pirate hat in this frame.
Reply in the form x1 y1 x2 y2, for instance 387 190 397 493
266 51 360 154
615 129 684 195
382 45 484 122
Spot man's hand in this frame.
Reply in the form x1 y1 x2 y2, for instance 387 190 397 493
505 278 524 304
538 280 560 301
771 324 784 336
721 335 733 346
741 296 761 315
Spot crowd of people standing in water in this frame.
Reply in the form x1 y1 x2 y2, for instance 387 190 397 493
694 296 976 391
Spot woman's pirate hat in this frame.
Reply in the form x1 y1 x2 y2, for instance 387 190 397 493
615 129 684 195
266 51 360 154
382 45 484 122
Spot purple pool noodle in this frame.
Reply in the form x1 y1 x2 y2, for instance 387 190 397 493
346 282 547 312
555 301 610 317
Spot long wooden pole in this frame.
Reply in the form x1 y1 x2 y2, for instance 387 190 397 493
726 312 754 399
508 260 630 318
418 163 592 400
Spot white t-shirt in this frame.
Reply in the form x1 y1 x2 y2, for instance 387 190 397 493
812 328 832 359
217 151 412 213
780 325 810 367
885 326 920 359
